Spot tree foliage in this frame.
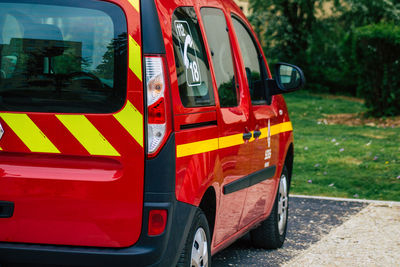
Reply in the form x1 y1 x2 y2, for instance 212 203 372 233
250 0 321 66
249 0 400 116
354 23 400 116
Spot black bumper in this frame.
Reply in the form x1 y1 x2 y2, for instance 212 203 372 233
0 197 196 267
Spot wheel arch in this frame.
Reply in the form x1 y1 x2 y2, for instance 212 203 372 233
199 186 217 240
284 143 294 188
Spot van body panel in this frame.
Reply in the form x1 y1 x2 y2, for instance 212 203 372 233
0 0 297 264
0 0 145 247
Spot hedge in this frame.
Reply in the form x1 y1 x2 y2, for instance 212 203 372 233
354 23 400 116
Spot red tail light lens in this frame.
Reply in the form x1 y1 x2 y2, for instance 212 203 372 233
148 98 166 124
148 209 168 236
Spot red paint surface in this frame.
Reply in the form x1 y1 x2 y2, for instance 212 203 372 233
0 0 295 255
155 0 294 254
0 0 144 248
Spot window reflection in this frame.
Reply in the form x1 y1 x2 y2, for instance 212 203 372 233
0 2 127 113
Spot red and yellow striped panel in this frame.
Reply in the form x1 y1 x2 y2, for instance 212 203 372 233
0 15 144 157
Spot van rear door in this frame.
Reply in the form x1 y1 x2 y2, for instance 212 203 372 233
0 0 145 248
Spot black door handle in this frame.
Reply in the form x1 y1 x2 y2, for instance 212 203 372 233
0 201 14 218
253 130 262 138
243 132 252 141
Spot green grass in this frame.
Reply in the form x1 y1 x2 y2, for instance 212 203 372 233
284 91 400 201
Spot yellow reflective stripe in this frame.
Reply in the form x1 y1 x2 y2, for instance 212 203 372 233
259 128 269 139
128 0 139 12
260 121 293 138
129 35 142 81
56 115 120 156
114 101 143 147
0 114 59 153
177 138 218 158
219 133 244 149
271 121 293 136
176 121 293 158
0 146 2 150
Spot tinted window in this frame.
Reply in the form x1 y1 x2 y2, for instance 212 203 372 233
172 7 214 108
232 17 266 105
0 0 127 113
201 8 237 107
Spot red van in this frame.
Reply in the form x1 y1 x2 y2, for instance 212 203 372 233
0 0 304 266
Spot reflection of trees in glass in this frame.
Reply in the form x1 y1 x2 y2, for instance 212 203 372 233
218 76 237 107
245 68 262 99
53 42 91 74
250 71 261 86
96 33 127 80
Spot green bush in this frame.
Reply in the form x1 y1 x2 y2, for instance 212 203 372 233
354 23 400 116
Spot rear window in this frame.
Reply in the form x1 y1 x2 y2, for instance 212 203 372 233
0 0 127 113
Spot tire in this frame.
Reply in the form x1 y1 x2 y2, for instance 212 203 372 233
177 208 211 267
250 166 289 249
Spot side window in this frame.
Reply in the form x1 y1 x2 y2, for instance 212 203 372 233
201 8 237 107
232 16 267 105
172 7 214 108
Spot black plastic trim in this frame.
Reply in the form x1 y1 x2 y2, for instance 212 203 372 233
223 165 276 195
0 201 14 218
180 120 217 130
141 0 166 54
144 134 176 194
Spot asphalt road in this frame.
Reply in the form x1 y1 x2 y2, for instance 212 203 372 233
212 196 367 267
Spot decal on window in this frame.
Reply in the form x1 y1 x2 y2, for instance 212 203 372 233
174 20 202 87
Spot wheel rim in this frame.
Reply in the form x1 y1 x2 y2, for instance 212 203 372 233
277 174 288 235
191 227 208 267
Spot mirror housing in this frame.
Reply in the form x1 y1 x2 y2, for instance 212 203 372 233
268 63 305 96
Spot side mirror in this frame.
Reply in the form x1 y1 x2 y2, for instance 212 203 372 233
268 63 305 95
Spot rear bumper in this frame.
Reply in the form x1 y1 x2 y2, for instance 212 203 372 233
0 134 194 266
0 195 196 267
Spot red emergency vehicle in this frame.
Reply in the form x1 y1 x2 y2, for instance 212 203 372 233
0 0 304 266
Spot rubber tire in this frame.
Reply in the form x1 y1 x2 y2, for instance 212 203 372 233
177 208 211 267
250 166 289 249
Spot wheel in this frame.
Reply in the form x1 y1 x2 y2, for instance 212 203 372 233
177 209 211 267
250 166 289 249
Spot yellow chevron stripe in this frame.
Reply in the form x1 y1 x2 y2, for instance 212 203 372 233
176 121 293 158
177 138 218 158
129 35 142 81
128 0 140 12
56 115 120 156
0 113 60 153
114 101 143 147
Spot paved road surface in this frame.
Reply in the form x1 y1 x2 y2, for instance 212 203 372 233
212 196 367 267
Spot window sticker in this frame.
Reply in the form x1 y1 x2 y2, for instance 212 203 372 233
174 20 202 87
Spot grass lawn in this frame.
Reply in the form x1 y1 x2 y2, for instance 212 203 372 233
284 91 400 201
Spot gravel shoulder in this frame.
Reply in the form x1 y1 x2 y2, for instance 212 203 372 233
283 202 400 267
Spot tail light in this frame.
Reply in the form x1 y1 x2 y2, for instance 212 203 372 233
145 56 170 156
